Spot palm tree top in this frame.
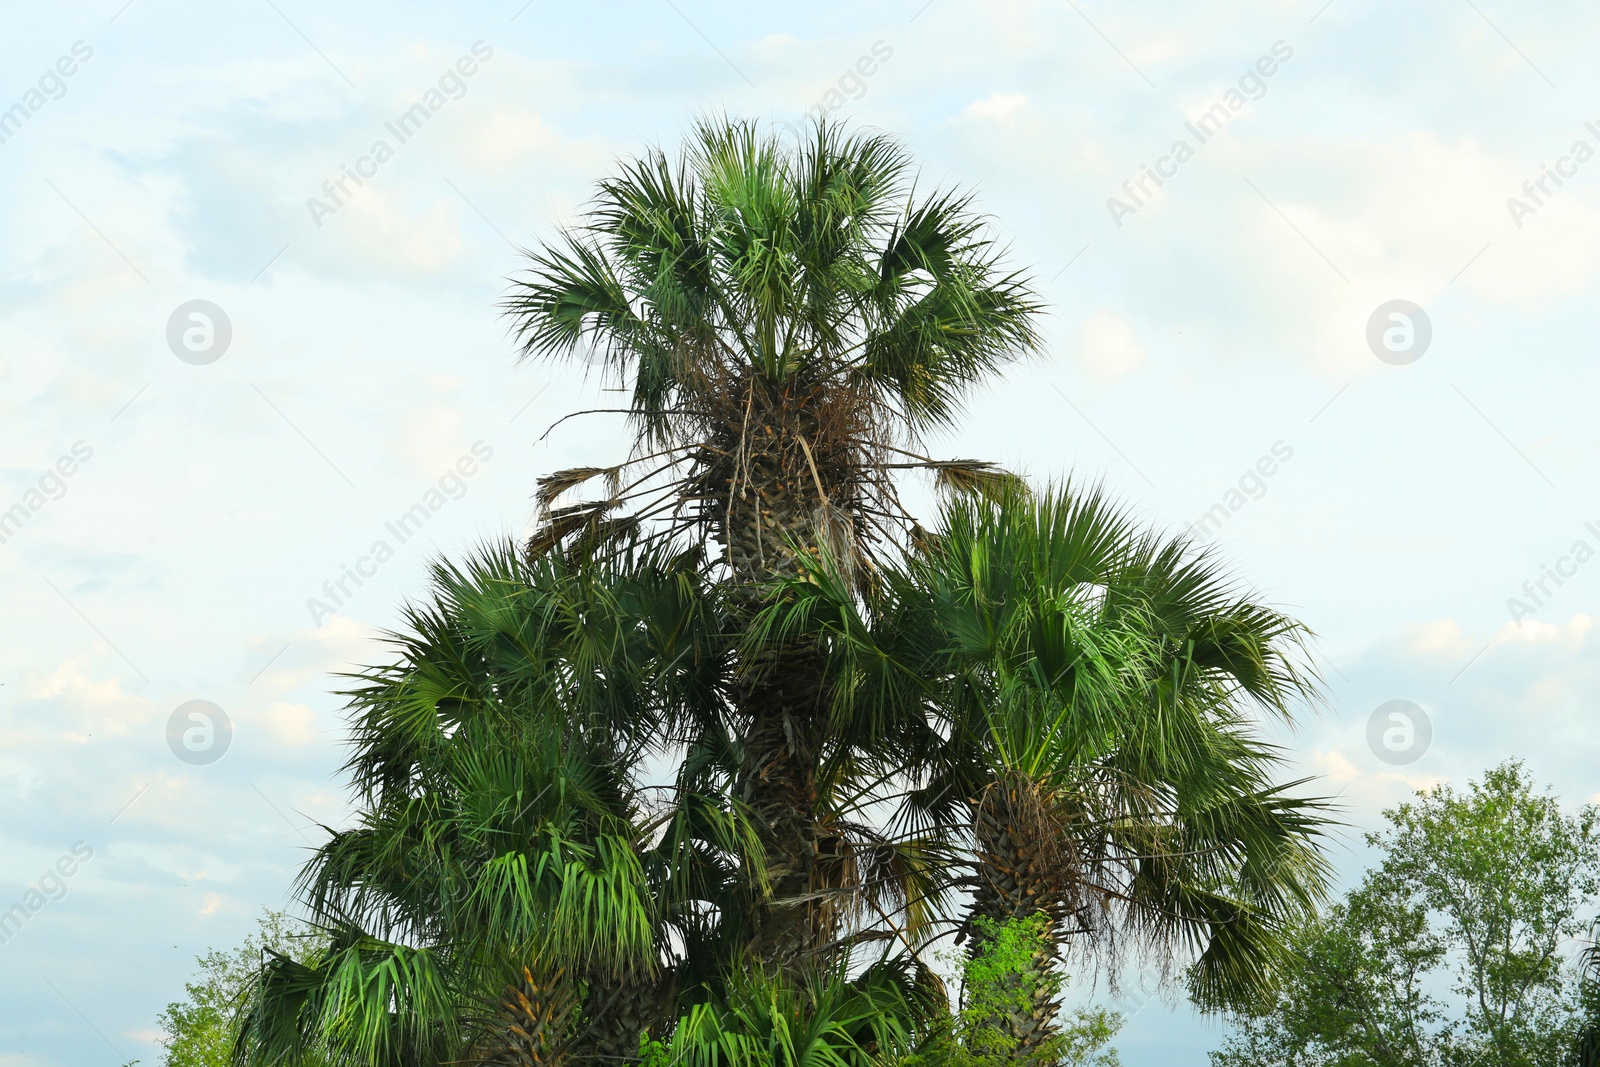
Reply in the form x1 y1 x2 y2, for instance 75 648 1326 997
502 118 1045 565
504 116 1042 439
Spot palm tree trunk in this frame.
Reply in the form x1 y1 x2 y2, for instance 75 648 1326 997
485 966 662 1067
704 379 854 974
574 968 666 1066
967 781 1068 1063
734 648 826 969
726 501 832 973
480 968 574 1067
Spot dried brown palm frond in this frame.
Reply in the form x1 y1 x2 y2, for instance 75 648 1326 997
535 466 622 515
526 499 619 559
930 460 1028 503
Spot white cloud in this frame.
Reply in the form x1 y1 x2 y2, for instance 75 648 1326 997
1494 612 1594 648
1404 618 1477 659
260 702 321 747
19 657 150 743
444 108 595 175
1075 310 1147 382
248 615 378 697
1306 746 1361 790
1397 613 1592 665
962 92 1027 122
334 188 466 274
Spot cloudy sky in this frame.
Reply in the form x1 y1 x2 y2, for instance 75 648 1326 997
3 0 1599 1062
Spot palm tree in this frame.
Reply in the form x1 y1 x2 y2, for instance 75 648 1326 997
236 540 749 1066
503 117 1041 971
763 486 1332 1060
235 118 1334 1067
234 535 947 1067
1574 924 1600 1067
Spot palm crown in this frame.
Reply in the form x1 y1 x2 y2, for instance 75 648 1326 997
503 118 1041 574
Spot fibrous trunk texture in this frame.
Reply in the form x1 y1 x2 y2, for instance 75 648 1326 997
695 375 867 975
574 968 665 1066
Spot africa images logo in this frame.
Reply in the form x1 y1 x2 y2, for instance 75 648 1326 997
1367 700 1432 766
0 842 94 948
305 41 494 228
305 442 494 626
167 700 233 766
1106 40 1294 228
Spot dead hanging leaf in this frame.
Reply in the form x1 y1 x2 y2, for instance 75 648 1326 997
535 466 622 515
931 460 1028 503
526 499 618 558
570 514 645 557
812 502 858 585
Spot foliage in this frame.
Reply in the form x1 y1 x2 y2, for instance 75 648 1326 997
1575 923 1600 1066
1212 760 1600 1067
764 485 1333 1014
222 117 1332 1067
667 962 932 1067
894 916 1120 1067
951 916 1120 1067
233 540 743 1067
158 911 324 1067
504 116 1043 445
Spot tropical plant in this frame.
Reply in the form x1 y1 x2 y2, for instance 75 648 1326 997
503 115 1042 973
761 485 1331 1058
235 541 748 1066
667 960 932 1067
159 911 324 1067
231 117 1331 1067
1574 925 1600 1067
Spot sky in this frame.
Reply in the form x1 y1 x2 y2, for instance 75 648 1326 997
2 0 1599 1062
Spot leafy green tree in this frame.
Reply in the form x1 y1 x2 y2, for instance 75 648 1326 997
158 911 323 1067
1213 760 1600 1067
1211 874 1451 1065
